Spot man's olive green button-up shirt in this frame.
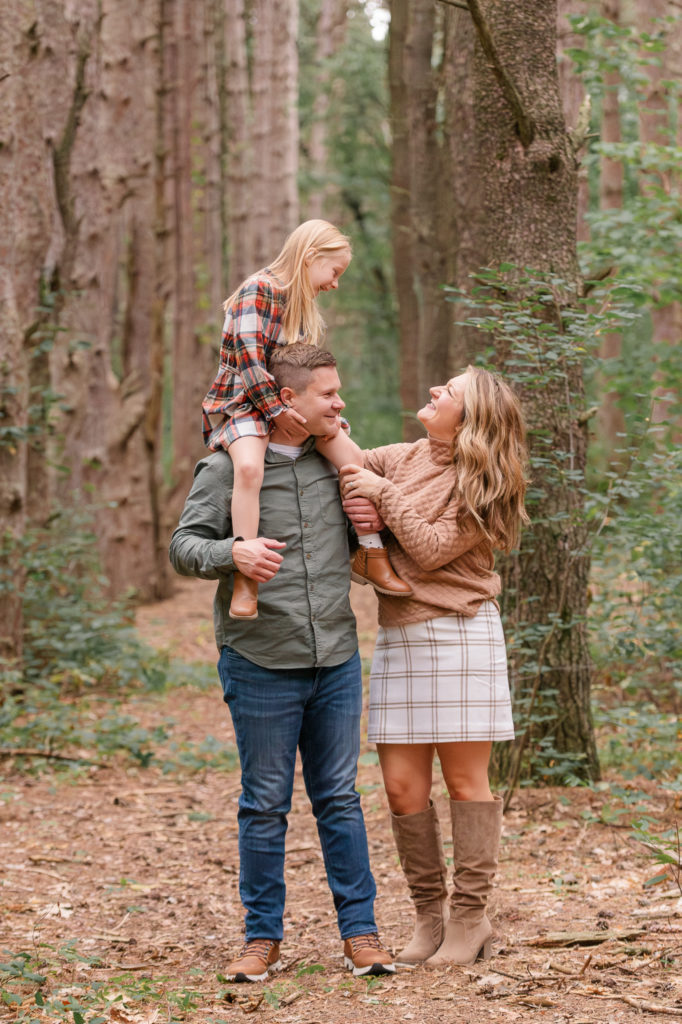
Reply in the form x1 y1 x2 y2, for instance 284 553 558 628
169 440 358 669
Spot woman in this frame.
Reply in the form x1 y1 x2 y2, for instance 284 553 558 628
340 366 529 967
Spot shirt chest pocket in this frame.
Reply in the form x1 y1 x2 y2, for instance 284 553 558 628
315 479 346 525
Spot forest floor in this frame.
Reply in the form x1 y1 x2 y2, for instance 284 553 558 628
1 579 681 1024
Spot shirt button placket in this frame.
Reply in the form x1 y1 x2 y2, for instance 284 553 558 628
296 468 317 660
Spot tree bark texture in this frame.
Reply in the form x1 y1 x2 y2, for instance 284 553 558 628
466 0 598 781
222 0 254 288
637 0 682 431
306 0 349 220
387 0 598 779
388 0 458 440
0 0 74 665
40 0 173 601
222 0 299 286
249 0 300 266
165 0 221 494
2 0 301 617
557 0 590 245
594 0 626 454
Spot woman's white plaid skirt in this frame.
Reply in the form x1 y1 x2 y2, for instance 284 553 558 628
367 602 515 744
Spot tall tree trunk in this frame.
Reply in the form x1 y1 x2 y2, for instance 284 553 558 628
1 1 173 601
168 0 196 488
388 0 457 440
0 3 37 667
250 0 299 264
388 0 420 436
595 0 626 456
467 0 598 783
443 3 488 372
267 0 300 244
200 0 225 320
223 0 254 289
165 0 216 493
0 1 93 667
387 0 598 782
448 0 593 372
637 0 682 432
557 0 590 244
221 0 300 283
307 0 349 219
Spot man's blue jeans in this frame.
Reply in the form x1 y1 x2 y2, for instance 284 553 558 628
217 646 377 941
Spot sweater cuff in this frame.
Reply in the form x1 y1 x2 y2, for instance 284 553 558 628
373 477 398 517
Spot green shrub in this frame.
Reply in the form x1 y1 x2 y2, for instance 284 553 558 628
0 509 228 772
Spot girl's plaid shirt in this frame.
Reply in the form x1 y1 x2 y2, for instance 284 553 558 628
201 274 290 450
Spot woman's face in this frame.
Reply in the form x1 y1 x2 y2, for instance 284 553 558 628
417 373 470 441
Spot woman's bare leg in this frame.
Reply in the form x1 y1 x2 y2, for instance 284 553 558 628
424 741 499 967
378 742 448 963
436 741 493 802
377 743 435 815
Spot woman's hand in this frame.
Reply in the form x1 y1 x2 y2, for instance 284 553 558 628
339 463 384 502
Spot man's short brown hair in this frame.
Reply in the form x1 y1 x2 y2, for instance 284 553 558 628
268 343 337 394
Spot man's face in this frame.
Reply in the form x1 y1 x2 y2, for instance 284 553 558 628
288 366 346 436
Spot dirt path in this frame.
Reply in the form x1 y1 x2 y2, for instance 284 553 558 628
1 580 680 1023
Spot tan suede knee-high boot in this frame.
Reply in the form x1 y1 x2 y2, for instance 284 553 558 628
391 802 449 965
425 796 502 967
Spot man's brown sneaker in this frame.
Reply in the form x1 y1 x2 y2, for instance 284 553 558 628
343 933 395 977
225 939 282 982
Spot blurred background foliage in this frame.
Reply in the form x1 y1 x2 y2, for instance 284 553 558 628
1 1 680 789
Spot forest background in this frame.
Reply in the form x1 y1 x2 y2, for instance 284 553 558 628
1 1 682 1020
1 0 681 818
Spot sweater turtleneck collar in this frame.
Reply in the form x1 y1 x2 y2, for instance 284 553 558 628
426 434 454 466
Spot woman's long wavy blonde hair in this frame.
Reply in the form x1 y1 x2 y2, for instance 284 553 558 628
454 366 530 553
223 220 352 345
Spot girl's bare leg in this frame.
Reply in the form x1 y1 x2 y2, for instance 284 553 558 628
315 430 363 469
228 435 270 539
227 435 270 619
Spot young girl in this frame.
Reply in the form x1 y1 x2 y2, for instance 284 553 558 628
202 219 410 619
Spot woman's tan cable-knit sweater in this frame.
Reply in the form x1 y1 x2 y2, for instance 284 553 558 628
363 437 500 628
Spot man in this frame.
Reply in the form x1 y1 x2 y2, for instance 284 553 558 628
169 344 394 982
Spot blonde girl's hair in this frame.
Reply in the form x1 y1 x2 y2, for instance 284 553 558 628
223 220 352 345
454 366 530 553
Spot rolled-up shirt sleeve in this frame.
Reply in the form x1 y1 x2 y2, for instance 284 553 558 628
169 455 240 579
